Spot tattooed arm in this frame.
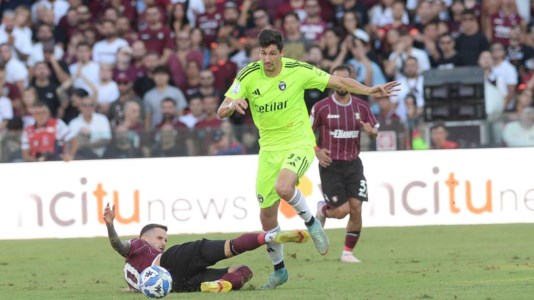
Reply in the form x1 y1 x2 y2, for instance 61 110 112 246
104 203 131 257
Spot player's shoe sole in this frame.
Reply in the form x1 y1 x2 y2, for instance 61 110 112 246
307 219 329 255
200 280 232 293
274 229 310 244
260 268 288 290
341 254 362 263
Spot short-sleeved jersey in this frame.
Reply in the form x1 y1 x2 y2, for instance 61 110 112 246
311 95 379 161
225 57 331 151
124 238 162 291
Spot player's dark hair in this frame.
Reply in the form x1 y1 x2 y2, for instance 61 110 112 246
140 224 168 237
258 29 284 52
331 64 352 76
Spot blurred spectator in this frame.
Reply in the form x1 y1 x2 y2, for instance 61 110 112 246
152 97 193 157
430 122 459 149
0 43 28 90
303 45 330 111
274 0 306 29
69 42 100 96
485 0 525 47
0 95 13 131
179 95 205 129
104 101 144 159
507 25 534 78
169 3 191 34
433 32 464 69
383 29 431 80
20 87 37 127
182 60 202 99
501 107 534 147
217 1 246 52
71 5 96 42
91 0 136 23
133 51 159 98
454 9 489 67
95 64 120 114
108 73 143 128
130 40 147 77
21 101 77 162
0 63 21 116
319 28 346 71
339 10 368 42
346 36 387 87
68 95 111 159
300 0 328 42
209 39 238 92
447 0 465 37
374 95 401 126
331 0 369 28
244 8 273 40
58 87 87 125
370 0 409 30
390 56 425 122
29 23 70 81
31 62 61 118
92 19 129 65
0 9 32 62
116 16 138 45
413 0 437 32
168 29 203 92
491 42 518 111
415 20 441 64
31 0 69 25
282 11 311 60
195 69 222 99
193 94 222 155
208 121 246 156
144 66 187 130
190 27 211 69
112 46 137 83
138 5 173 65
195 0 223 47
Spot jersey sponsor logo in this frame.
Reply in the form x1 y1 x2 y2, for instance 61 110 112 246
231 82 241 94
254 100 287 113
278 81 286 91
252 88 261 96
329 129 359 138
327 114 339 119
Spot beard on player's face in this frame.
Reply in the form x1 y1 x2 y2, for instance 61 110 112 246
335 90 349 97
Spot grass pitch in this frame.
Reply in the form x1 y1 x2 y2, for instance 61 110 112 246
2 224 533 300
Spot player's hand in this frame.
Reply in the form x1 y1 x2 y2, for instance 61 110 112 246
361 122 373 134
230 99 248 115
103 203 115 225
315 148 332 168
370 81 401 98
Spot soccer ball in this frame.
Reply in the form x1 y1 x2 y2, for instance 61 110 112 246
139 265 173 298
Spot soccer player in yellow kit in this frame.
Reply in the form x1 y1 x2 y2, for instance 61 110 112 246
218 29 399 289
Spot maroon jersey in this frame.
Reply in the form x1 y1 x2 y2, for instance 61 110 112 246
195 10 223 47
490 11 522 46
311 95 378 161
124 238 162 291
138 26 174 55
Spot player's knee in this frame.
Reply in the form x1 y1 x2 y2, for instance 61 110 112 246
332 207 349 219
275 181 294 200
221 266 253 290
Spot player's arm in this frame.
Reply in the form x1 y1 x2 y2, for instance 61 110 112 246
103 203 131 257
327 76 401 98
217 97 248 119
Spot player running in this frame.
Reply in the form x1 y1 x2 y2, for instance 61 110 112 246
311 65 379 263
103 203 310 293
218 29 399 288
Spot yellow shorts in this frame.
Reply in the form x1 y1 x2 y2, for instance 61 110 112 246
255 147 315 208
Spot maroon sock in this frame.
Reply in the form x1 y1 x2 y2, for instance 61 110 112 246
344 231 360 251
230 233 263 256
220 266 253 290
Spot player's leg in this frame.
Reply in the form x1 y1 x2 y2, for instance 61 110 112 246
279 148 329 255
256 151 288 289
341 158 368 263
198 266 254 293
316 160 350 227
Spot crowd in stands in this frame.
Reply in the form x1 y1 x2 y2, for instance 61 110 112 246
0 0 533 162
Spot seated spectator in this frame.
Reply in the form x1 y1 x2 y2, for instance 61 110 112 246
430 122 459 149
0 9 32 62
68 95 112 159
182 60 202 99
116 16 138 45
31 62 61 118
133 51 159 98
383 29 431 79
195 69 222 100
69 42 100 96
502 107 534 147
390 56 425 123
208 120 246 156
95 64 120 114
434 32 464 69
193 95 223 155
112 46 137 83
281 12 312 61
375 95 401 127
21 101 77 162
151 98 193 157
138 5 173 65
28 23 65 69
179 96 205 129
195 0 223 48
300 0 327 42
169 3 191 34
108 73 143 128
319 28 346 72
0 43 28 91
209 39 238 92
104 101 144 159
143 66 187 130
346 34 387 88
168 29 204 92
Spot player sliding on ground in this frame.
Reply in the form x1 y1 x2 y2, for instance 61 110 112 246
218 28 400 288
103 203 310 293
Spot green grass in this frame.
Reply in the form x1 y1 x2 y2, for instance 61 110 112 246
2 224 533 299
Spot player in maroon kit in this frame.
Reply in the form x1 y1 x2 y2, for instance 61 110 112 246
310 65 379 263
104 203 310 293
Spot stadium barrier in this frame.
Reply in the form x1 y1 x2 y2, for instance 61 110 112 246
1 148 533 240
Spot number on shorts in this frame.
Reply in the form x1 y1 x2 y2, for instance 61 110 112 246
358 180 367 198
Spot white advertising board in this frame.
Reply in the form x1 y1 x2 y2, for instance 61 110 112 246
1 148 533 240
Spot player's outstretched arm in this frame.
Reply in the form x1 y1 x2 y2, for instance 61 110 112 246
104 203 131 257
327 76 401 98
217 97 248 119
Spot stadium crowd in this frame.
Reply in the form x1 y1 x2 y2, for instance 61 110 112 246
0 0 533 162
